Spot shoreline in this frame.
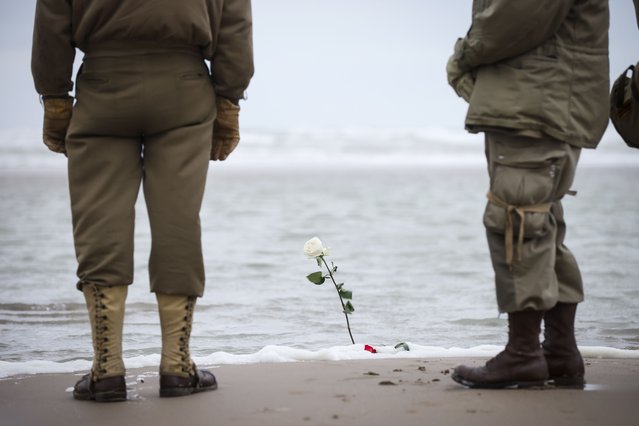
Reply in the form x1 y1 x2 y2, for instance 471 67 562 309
2 344 637 379
2 357 638 426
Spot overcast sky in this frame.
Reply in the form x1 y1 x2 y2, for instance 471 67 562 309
1 1 637 131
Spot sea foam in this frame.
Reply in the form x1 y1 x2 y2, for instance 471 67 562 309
1 344 637 379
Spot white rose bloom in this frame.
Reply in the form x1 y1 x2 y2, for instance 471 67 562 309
304 237 328 258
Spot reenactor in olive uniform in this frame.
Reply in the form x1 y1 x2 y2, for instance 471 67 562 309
447 0 609 388
32 0 254 401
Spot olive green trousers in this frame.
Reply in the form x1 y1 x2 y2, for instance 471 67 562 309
66 52 215 297
483 132 584 313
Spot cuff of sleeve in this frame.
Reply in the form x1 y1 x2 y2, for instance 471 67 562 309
216 95 241 106
41 94 73 100
453 38 472 72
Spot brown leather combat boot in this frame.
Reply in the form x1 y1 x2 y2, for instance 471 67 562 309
73 284 128 402
542 302 585 388
156 293 217 397
452 310 548 388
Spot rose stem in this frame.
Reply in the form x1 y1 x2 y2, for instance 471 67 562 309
320 256 355 345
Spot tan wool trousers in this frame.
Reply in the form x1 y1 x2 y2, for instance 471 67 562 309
66 51 215 297
483 132 584 313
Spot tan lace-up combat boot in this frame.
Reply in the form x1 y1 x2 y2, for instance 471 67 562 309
156 293 217 397
73 284 127 402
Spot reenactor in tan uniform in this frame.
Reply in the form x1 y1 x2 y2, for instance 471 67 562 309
447 0 609 388
32 0 254 401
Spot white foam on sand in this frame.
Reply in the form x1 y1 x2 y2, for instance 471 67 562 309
1 344 637 379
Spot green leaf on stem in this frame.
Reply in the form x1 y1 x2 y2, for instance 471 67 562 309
343 301 354 314
338 288 352 300
306 271 325 285
336 283 344 290
316 257 323 268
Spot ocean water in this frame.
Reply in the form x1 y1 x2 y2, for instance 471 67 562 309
1 127 638 377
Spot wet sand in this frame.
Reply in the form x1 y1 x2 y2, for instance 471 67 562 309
1 357 638 426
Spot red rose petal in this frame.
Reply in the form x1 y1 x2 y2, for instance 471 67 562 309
364 344 377 354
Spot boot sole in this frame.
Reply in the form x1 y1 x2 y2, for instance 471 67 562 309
73 390 127 402
452 373 546 389
549 376 585 389
160 382 218 398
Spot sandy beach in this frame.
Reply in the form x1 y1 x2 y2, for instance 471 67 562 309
1 357 638 426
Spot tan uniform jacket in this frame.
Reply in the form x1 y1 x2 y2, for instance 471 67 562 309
32 0 254 101
454 0 609 148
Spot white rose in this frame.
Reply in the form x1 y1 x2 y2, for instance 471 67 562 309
303 237 329 258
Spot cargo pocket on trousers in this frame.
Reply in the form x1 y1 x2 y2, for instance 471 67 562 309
483 202 549 239
483 156 565 239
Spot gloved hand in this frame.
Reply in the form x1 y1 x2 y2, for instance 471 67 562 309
211 97 241 161
447 57 475 102
42 96 73 154
446 38 475 103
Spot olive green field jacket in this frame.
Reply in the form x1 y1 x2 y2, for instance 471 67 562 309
454 0 610 148
32 0 254 102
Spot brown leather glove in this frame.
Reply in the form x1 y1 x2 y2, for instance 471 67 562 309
211 97 241 161
42 97 73 154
